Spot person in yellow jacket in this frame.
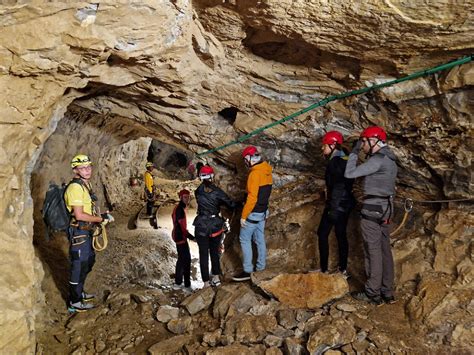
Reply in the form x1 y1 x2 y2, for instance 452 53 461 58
65 154 114 312
233 146 273 281
144 162 156 217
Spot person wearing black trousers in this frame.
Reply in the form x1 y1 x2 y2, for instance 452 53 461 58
193 165 236 288
316 131 355 277
171 189 194 290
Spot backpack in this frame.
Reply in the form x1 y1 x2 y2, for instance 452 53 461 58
42 178 84 240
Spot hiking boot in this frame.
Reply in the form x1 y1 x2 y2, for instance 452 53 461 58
68 301 95 313
351 291 383 306
210 275 221 287
232 272 251 282
81 291 95 302
382 295 397 304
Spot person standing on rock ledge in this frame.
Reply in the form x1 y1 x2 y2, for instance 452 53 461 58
193 165 237 288
171 189 194 291
315 131 355 277
233 146 273 282
65 154 114 312
344 126 397 305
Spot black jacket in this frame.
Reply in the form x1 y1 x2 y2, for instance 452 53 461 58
193 183 236 237
325 153 355 213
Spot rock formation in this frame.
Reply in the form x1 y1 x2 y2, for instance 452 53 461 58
0 0 472 352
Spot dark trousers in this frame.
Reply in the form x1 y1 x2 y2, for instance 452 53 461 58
175 242 191 287
361 218 394 297
196 234 222 282
68 229 95 304
146 199 154 216
317 207 349 272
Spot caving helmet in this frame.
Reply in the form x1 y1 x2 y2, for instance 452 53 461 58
178 189 190 198
322 131 343 145
199 165 214 180
146 162 155 169
360 126 387 142
242 146 261 167
71 154 92 168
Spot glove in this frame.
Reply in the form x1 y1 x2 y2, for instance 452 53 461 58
101 213 114 225
240 218 247 228
187 233 195 241
351 139 362 154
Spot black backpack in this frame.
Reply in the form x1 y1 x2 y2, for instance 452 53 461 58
42 179 84 240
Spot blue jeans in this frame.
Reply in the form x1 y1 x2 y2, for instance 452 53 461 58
239 211 267 273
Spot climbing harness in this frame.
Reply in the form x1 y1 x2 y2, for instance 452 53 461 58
196 55 473 158
390 197 473 237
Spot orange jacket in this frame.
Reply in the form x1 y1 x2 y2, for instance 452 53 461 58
242 161 273 220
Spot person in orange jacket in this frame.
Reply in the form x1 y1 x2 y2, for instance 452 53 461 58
233 146 273 281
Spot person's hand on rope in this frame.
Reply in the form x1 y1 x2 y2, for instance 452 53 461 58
101 212 114 226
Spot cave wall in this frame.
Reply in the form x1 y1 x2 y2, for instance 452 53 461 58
0 1 473 351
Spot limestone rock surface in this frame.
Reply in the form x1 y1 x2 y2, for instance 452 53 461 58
258 273 349 309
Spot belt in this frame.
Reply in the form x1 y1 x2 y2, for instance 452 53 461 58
362 204 383 212
246 218 260 224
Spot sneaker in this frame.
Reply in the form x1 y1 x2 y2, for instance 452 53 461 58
68 301 95 313
232 272 251 282
382 295 396 304
351 291 383 306
183 285 193 293
81 291 95 302
210 275 221 287
172 283 183 290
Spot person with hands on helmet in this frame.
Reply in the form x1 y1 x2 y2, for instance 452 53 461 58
193 165 237 288
232 146 273 282
65 154 114 312
171 189 194 291
316 131 355 277
344 126 398 305
144 162 156 217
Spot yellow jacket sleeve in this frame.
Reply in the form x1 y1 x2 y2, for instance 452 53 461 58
145 171 154 193
242 170 258 220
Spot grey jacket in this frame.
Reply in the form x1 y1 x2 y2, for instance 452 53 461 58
344 146 397 206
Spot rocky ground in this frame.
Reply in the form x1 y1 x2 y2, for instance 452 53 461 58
35 208 473 355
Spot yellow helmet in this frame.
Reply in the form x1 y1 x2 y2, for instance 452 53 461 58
71 154 92 168
146 162 154 168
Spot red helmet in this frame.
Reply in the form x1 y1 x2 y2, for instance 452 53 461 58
322 131 343 145
360 126 387 141
200 166 214 175
242 146 258 158
178 189 190 198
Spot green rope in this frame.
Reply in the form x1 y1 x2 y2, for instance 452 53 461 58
197 55 473 158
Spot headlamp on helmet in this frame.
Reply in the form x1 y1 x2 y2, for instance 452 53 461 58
71 154 92 168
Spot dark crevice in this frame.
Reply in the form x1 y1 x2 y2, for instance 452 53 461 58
218 106 238 125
